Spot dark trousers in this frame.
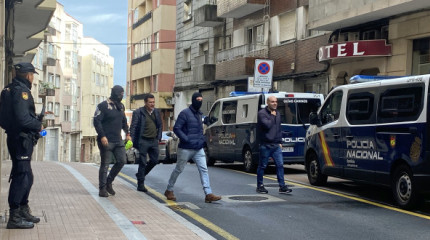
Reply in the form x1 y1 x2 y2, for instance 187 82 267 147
136 138 159 184
97 140 126 189
7 134 34 209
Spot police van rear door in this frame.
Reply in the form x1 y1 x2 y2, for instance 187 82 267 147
277 93 324 163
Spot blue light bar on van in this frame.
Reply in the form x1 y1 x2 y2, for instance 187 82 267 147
349 75 404 84
229 91 268 97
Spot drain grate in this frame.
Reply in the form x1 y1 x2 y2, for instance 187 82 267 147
228 196 269 201
168 204 189 211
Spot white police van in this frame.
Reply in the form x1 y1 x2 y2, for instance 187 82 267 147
204 91 324 172
305 74 430 209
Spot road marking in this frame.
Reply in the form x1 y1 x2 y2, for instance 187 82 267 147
232 169 430 220
58 163 147 240
118 172 239 240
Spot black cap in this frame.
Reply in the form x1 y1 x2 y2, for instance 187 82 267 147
14 62 38 75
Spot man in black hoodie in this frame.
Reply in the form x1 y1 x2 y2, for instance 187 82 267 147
94 85 131 197
5 63 43 229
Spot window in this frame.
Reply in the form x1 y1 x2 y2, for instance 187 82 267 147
412 38 430 75
248 24 264 51
65 51 72 68
55 75 60 88
96 95 100 104
133 8 139 24
222 101 237 124
48 73 54 86
96 73 100 86
377 85 423 123
183 0 192 22
154 32 159 50
346 91 375 125
152 75 158 92
63 105 70 121
207 102 220 125
92 95 95 105
320 91 343 125
279 11 296 43
183 48 191 69
65 24 71 40
64 78 71 95
54 103 60 116
242 104 248 118
47 102 53 112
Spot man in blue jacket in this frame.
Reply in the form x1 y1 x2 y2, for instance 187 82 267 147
256 96 292 194
164 92 221 203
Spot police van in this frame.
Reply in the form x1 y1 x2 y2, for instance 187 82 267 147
305 74 430 209
203 91 324 172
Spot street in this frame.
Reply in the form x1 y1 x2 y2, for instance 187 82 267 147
120 162 430 240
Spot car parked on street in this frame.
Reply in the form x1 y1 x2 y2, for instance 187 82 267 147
159 131 179 163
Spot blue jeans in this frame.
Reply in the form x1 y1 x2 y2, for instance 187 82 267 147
257 144 285 187
167 148 212 195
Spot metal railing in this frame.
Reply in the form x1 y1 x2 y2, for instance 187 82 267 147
216 44 268 62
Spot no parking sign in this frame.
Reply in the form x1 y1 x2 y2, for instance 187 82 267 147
253 59 273 89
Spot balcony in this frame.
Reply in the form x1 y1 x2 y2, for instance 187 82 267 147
216 44 268 62
194 55 216 82
38 83 55 97
217 0 266 18
194 4 223 27
216 44 268 80
133 12 152 29
44 49 57 66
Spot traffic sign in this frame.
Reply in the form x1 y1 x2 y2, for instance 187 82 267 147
254 59 273 88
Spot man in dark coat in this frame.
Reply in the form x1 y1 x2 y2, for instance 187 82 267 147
164 92 221 203
94 85 131 197
6 63 43 229
130 93 162 192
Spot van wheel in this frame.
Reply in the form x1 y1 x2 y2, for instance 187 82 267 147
306 152 327 186
243 148 257 173
204 147 215 166
392 165 418 209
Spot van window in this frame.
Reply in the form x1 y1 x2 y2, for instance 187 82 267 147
222 101 237 124
377 85 423 123
242 104 248 118
320 91 343 125
278 98 321 124
207 102 220 125
347 92 375 125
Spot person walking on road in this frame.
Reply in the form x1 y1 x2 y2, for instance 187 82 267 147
94 85 131 197
4 63 43 229
164 92 221 203
130 93 162 192
256 96 292 194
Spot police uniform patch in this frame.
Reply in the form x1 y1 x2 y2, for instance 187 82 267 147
22 92 28 100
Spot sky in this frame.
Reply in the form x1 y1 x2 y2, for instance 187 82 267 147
58 0 128 87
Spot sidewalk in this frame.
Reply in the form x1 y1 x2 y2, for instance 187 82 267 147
0 160 213 240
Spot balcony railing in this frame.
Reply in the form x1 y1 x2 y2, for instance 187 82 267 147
133 12 152 29
216 44 268 62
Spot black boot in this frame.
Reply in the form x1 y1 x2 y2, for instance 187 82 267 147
99 187 108 197
106 182 116 195
20 205 40 223
137 181 148 192
7 208 34 229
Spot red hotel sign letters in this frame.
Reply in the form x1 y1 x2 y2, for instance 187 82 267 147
318 40 392 62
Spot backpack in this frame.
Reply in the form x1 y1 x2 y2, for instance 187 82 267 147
0 83 14 132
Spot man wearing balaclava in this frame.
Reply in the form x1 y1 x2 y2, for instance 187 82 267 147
164 92 222 203
94 85 131 197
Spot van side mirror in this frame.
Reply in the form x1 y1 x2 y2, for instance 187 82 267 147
166 131 173 137
309 112 321 126
203 116 209 125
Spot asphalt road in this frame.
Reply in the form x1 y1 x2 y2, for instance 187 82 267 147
120 162 430 240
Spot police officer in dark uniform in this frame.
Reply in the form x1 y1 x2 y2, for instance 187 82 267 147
6 62 43 229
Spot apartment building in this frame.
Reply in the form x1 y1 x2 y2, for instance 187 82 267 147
308 0 430 87
127 0 176 130
80 37 114 163
174 0 331 117
32 3 83 162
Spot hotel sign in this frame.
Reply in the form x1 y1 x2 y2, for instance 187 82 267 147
318 40 392 62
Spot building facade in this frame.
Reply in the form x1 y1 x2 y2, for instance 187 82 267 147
308 0 430 88
174 0 331 118
127 0 176 130
80 37 114 163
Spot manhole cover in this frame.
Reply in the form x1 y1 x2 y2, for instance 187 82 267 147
228 196 269 201
168 205 188 211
